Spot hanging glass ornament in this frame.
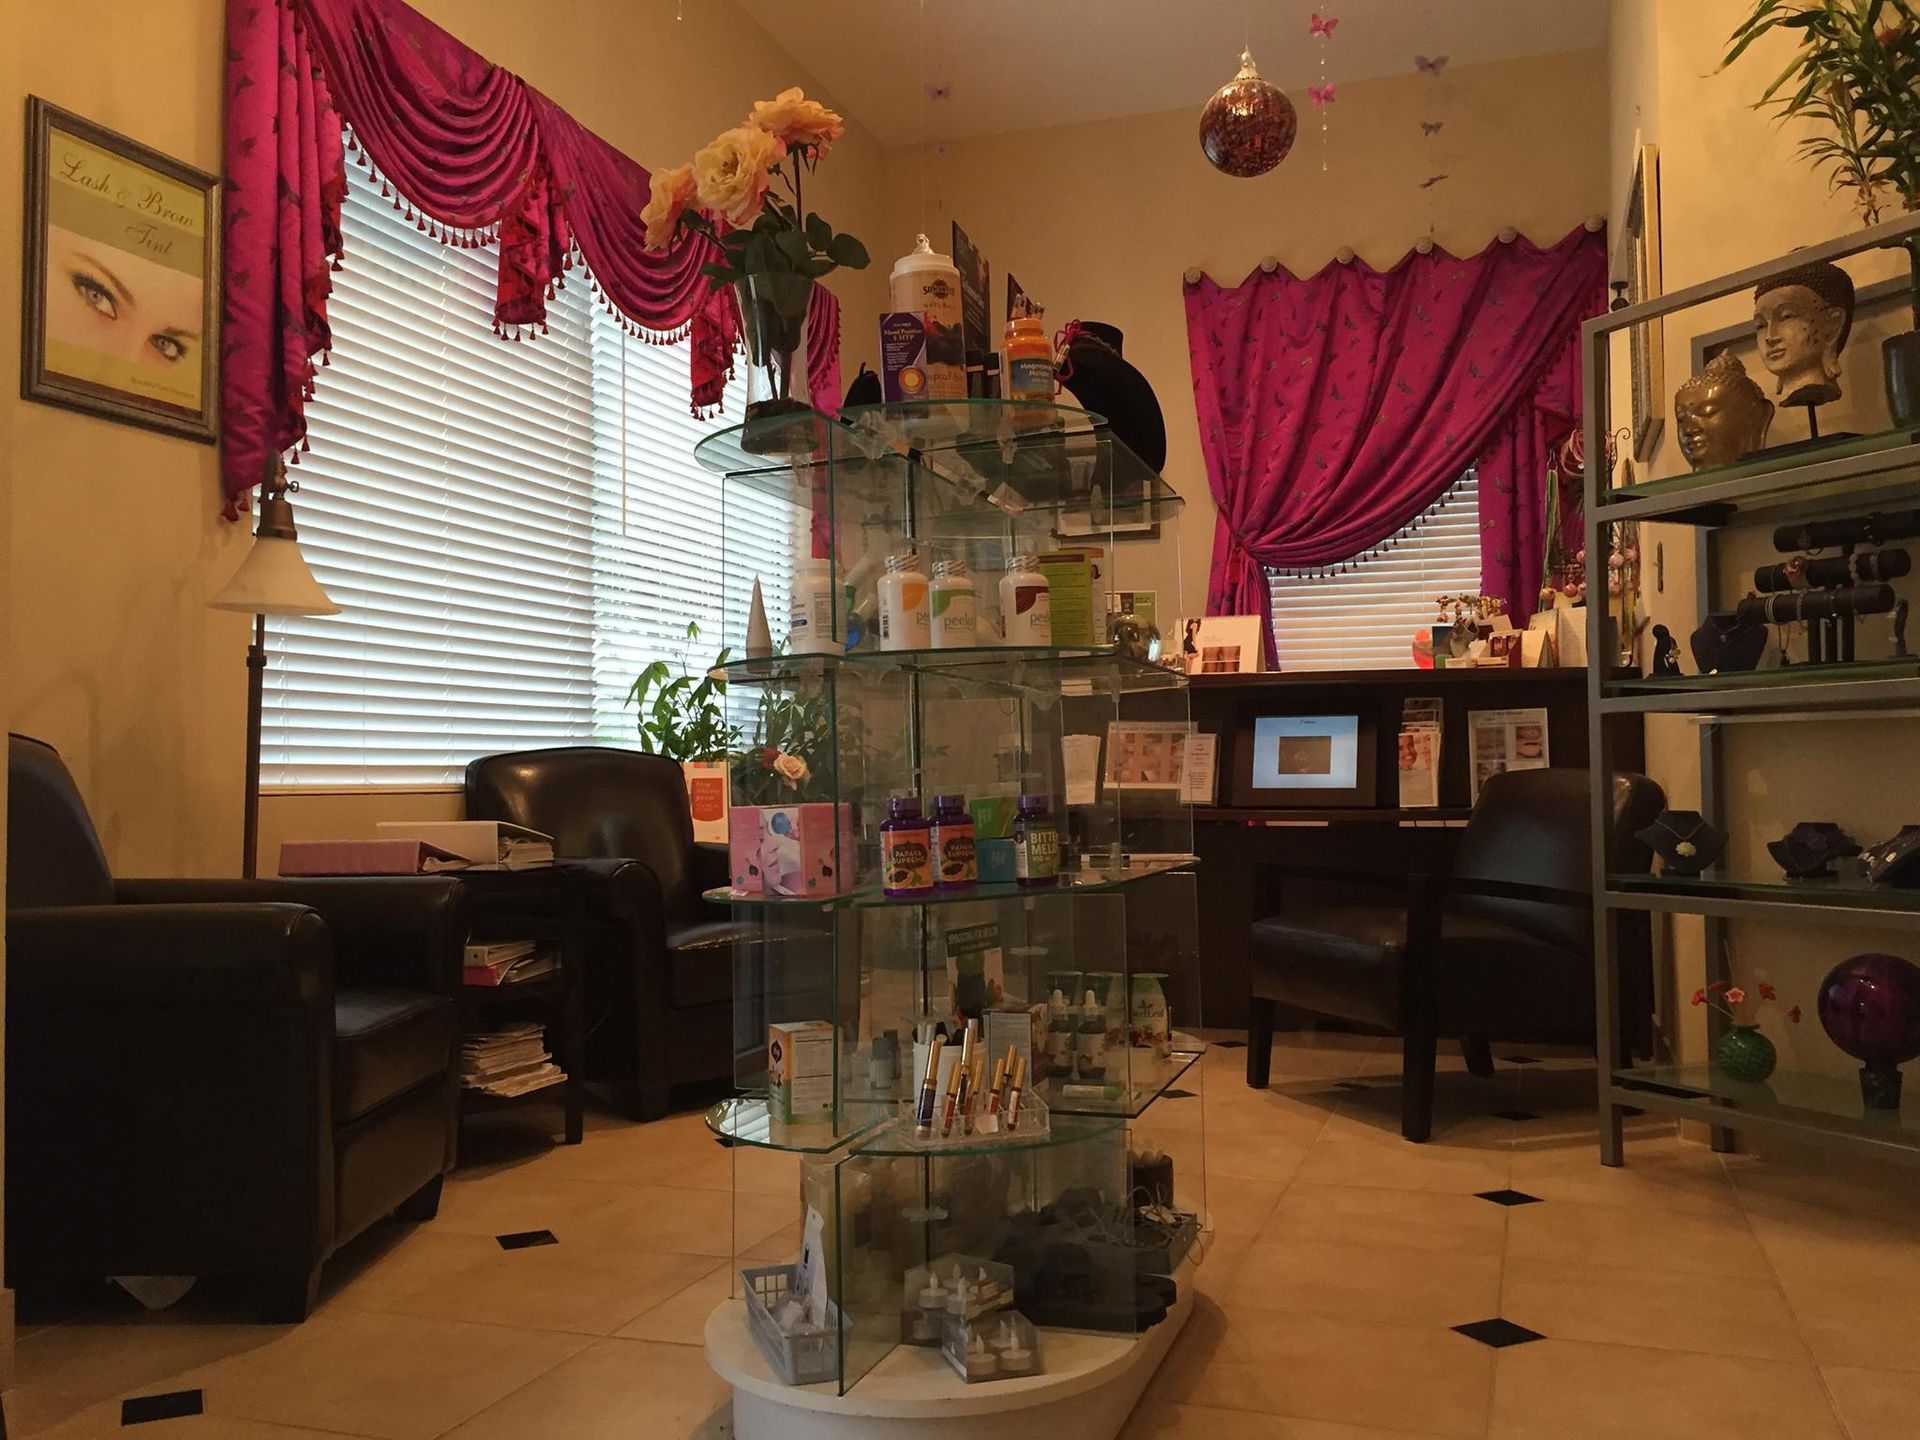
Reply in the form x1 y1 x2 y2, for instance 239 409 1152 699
1199 50 1297 177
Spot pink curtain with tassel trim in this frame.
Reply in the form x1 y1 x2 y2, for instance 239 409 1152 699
221 0 840 517
1183 225 1605 665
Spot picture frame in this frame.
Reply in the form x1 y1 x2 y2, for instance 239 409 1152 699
1226 704 1379 809
21 96 219 443
1619 142 1663 464
1103 720 1191 792
1188 615 1264 675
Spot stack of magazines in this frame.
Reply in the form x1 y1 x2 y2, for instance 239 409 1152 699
462 1021 565 1098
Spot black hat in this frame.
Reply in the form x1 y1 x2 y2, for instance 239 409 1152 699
1055 323 1167 474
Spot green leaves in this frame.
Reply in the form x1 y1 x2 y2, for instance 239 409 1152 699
626 629 742 762
827 233 871 270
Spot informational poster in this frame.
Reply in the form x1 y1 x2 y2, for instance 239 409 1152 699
1397 697 1444 810
1181 733 1219 806
1104 720 1190 791
1467 707 1550 802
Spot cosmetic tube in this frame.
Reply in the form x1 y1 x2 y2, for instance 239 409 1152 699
915 1035 945 1138
939 1051 965 1138
1003 1054 1027 1131
982 1056 1008 1120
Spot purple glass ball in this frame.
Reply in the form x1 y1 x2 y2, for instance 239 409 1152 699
1817 952 1920 1067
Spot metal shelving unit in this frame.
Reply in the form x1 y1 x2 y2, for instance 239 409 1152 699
1583 211 1920 1170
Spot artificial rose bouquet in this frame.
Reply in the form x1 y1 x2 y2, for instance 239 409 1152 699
640 87 870 287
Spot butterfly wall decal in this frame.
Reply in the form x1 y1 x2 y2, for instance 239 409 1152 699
1308 83 1337 108
1414 54 1449 75
1309 12 1339 37
1420 120 1444 136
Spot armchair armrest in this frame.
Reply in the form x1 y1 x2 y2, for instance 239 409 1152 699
8 903 331 1007
114 877 469 993
1426 874 1593 910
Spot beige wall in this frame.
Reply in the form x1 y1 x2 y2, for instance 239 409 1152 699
878 49 1611 619
3 0 889 880
1609 0 1918 1076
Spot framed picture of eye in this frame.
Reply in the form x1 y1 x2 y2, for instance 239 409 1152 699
21 97 219 443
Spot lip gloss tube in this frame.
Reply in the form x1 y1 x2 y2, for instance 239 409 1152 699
951 1028 976 1132
939 1050 966 1137
962 1055 986 1134
915 1035 945 1139
1003 1054 1027 1131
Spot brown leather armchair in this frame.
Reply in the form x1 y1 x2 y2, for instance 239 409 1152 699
5 735 467 1320
463 746 739 1120
1245 767 1664 1142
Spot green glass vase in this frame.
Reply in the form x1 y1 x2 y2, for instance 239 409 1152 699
1716 1024 1777 1084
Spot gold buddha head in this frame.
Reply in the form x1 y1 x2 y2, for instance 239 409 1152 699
1674 351 1774 470
1753 260 1855 409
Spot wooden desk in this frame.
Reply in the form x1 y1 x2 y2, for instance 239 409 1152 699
1187 667 1643 1028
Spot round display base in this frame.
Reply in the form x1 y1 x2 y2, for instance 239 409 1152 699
707 1282 1193 1440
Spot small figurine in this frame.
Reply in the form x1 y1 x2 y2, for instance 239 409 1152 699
1753 260 1856 414
1650 623 1681 677
1673 352 1775 470
1894 598 1911 660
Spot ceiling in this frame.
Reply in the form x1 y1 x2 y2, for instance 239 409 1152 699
737 0 1609 145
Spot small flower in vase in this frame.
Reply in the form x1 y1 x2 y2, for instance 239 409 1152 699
1693 963 1800 1084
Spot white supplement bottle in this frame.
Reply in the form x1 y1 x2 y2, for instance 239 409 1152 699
998 552 1052 645
788 559 837 655
930 558 979 649
878 550 932 651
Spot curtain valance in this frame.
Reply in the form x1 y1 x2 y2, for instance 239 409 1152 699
1184 225 1606 662
221 0 839 517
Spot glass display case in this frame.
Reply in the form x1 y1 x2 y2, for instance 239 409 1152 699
697 401 1209 1432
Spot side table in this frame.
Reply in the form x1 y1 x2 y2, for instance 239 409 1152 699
455 863 589 1145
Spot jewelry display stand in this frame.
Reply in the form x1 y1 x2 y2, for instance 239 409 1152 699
695 400 1207 1440
1583 210 1920 1172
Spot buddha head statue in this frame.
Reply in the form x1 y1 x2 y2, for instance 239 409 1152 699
1753 260 1855 409
1674 351 1775 470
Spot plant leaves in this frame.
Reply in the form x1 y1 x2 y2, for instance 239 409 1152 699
827 233 871 269
804 211 832 251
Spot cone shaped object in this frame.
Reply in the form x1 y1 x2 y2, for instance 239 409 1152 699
746 578 773 658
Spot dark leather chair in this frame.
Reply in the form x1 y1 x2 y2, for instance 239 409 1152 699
1245 767 1664 1142
464 746 739 1120
5 735 468 1320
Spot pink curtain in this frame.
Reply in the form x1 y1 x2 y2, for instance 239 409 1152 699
221 0 840 518
1477 331 1583 620
1184 226 1606 664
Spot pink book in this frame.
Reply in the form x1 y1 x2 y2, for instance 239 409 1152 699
277 839 471 877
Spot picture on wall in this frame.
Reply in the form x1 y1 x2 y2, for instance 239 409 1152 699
20 97 219 443
1103 720 1191 792
1188 615 1264 674
1620 140 1663 464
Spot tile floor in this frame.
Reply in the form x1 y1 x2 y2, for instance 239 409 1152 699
7 1032 1920 1439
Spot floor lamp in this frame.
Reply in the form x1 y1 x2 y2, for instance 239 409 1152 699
209 457 340 878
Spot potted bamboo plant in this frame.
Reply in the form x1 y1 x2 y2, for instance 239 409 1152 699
627 623 742 844
1723 1 1920 421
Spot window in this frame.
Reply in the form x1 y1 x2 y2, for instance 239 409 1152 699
1266 470 1484 671
261 159 784 787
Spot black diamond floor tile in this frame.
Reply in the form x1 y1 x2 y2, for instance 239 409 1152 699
1500 1054 1541 1065
1452 1318 1544 1348
1214 1039 1248 1050
122 1391 203 1426
1162 1088 1198 1100
1335 1081 1372 1092
496 1229 559 1250
1490 1109 1541 1122
1475 1188 1544 1207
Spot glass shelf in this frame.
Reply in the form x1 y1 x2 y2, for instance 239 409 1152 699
693 399 1183 520
1610 871 1920 920
703 857 1199 912
848 1108 1124 1158
714 646 1187 692
704 1095 891 1154
1615 1063 1920 1146
1600 660 1920 715
1598 425 1919 508
1038 1044 1206 1118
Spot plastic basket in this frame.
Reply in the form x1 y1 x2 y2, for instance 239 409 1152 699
741 1264 842 1386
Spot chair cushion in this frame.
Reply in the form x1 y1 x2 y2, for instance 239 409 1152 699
666 921 745 1008
1249 903 1560 1031
334 987 457 1123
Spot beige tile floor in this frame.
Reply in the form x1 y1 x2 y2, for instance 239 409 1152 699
8 1032 1920 1439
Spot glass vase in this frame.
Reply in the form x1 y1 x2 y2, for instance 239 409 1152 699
733 272 814 455
1714 1024 1777 1084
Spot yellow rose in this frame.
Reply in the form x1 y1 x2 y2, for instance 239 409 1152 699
693 124 785 228
749 87 846 158
772 752 810 789
640 163 697 251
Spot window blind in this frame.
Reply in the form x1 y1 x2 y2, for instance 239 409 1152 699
1267 470 1485 672
263 156 778 787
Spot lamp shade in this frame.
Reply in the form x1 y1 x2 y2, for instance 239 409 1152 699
209 536 340 616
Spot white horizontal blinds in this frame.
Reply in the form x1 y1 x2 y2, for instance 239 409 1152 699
583 318 789 743
1268 470 1485 672
263 159 600 786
